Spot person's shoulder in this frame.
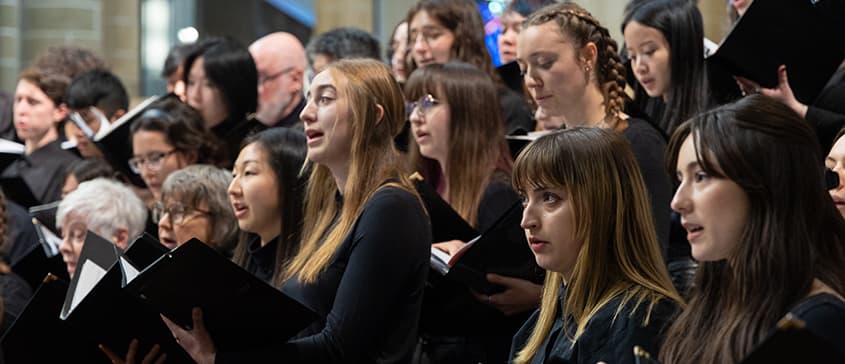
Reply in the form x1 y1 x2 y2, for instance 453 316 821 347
623 117 666 144
589 293 679 337
362 183 427 220
791 293 845 328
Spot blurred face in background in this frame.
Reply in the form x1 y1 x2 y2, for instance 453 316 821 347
391 22 410 82
409 10 455 68
185 57 229 128
131 130 194 200
498 11 525 64
13 79 65 151
826 135 845 218
166 64 187 101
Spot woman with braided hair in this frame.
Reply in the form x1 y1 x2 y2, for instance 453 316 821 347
517 2 672 257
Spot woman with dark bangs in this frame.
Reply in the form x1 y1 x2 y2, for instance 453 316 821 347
405 61 541 363
510 127 681 364
661 94 845 363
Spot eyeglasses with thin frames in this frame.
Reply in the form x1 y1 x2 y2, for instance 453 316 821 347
405 94 440 119
128 150 177 174
151 201 211 226
258 66 296 86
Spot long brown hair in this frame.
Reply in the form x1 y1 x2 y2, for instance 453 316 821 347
661 95 845 363
405 0 501 84
404 62 512 226
523 2 628 130
511 128 682 364
282 59 417 284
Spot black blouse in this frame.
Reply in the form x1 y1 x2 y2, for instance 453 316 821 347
511 289 678 364
242 235 279 285
211 116 261 169
623 117 672 258
1 139 79 205
788 292 845 356
216 186 431 363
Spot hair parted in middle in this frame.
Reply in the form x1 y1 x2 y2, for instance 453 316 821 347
511 127 682 364
522 2 628 130
405 0 501 84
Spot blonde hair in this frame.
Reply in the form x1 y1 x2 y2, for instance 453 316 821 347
282 59 417 284
511 128 682 364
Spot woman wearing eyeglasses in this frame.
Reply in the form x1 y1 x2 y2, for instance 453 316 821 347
406 61 540 364
155 164 238 256
405 0 534 135
129 97 225 203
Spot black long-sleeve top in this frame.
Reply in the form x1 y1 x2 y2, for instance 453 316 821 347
510 289 678 364
210 116 261 169
1 139 79 206
788 293 845 356
420 173 542 364
216 186 431 363
622 117 672 259
807 68 845 153
242 235 278 285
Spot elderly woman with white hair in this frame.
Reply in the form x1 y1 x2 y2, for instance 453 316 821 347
56 178 147 278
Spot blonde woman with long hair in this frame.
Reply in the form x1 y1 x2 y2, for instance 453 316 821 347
164 59 431 363
510 128 682 364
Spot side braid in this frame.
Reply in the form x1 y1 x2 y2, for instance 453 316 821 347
525 3 628 129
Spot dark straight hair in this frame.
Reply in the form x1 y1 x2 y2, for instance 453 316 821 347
182 36 258 122
231 128 307 288
661 94 845 363
622 0 709 136
129 97 226 167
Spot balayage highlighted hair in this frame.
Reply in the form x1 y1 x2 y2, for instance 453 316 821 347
511 128 682 364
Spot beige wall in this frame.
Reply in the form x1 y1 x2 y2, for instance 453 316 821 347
0 0 140 98
313 0 732 61
0 0 729 95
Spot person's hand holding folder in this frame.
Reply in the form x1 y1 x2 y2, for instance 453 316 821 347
470 273 542 316
735 64 809 118
432 239 467 257
162 307 216 364
99 339 167 364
